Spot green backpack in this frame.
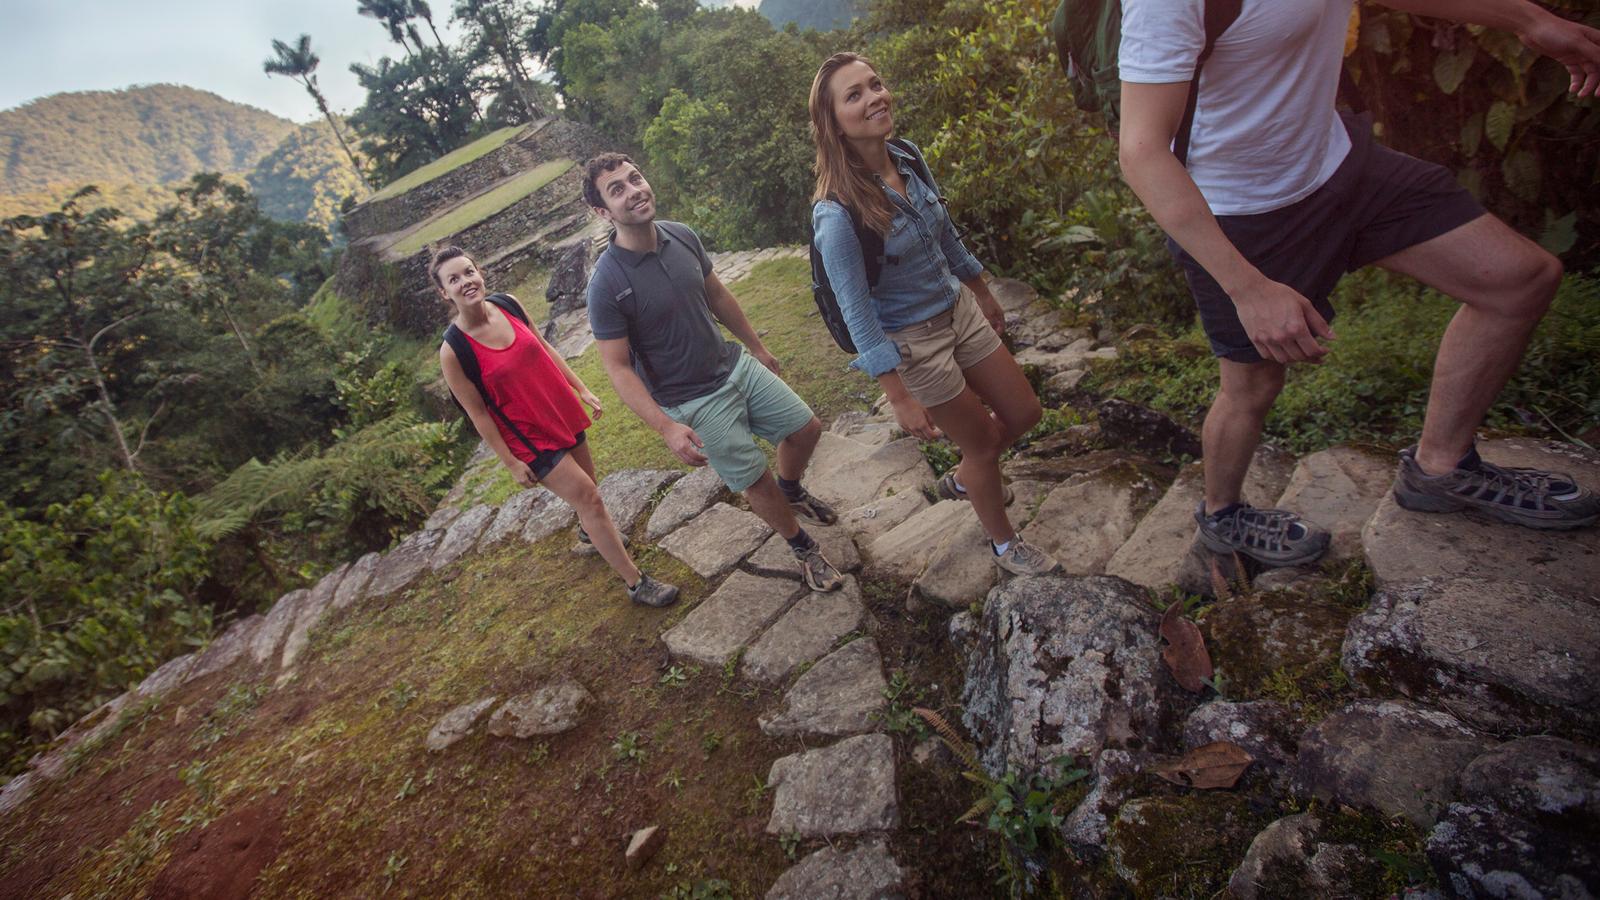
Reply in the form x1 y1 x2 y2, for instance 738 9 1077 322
1051 0 1241 158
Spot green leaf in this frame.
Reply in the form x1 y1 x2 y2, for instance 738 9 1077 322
1433 44 1477 95
1538 211 1578 255
1501 150 1541 202
1460 111 1484 158
1485 100 1516 152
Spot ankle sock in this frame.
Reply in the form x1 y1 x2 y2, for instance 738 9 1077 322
992 539 1011 557
786 528 816 552
950 474 967 494
778 476 804 501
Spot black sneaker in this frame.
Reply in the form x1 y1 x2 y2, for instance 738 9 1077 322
628 574 679 608
787 486 838 525
1195 502 1330 568
1393 445 1599 530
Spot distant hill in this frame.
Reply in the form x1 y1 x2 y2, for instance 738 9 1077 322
0 85 295 194
756 0 862 30
0 86 364 230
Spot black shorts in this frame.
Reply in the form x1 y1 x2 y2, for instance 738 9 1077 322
1169 112 1487 363
530 430 586 480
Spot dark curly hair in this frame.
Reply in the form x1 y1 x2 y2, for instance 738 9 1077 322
581 152 637 210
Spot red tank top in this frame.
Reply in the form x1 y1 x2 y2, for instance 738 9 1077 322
464 312 591 463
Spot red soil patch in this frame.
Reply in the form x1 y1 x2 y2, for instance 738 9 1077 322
148 797 287 899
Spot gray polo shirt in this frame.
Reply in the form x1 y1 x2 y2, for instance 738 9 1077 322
586 221 740 407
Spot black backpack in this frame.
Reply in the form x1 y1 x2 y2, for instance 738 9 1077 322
1051 0 1241 162
808 137 942 354
441 292 545 459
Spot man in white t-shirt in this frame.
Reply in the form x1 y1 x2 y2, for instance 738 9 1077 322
1118 0 1600 566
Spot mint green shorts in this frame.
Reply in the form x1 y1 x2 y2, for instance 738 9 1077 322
660 352 816 492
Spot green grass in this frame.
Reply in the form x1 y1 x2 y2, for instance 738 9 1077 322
368 126 525 202
389 159 575 257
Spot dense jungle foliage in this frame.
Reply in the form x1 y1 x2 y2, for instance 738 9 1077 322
3 0 1597 780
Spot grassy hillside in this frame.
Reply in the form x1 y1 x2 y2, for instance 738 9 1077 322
0 85 294 194
247 120 369 233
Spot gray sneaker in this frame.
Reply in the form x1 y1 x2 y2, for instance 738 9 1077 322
628 574 679 608
993 538 1061 577
1393 445 1599 530
795 545 844 592
1195 503 1330 567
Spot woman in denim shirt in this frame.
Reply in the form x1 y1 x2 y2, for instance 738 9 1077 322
808 52 1060 577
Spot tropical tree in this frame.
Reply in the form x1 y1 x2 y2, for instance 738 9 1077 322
263 34 372 191
454 0 542 121
412 0 450 53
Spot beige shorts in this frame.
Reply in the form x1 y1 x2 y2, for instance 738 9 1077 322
885 289 1004 407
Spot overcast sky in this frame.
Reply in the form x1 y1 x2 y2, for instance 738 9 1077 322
2 1 765 122
2 0 469 121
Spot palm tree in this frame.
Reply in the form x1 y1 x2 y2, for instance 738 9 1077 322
263 34 371 191
358 0 415 56
411 0 449 54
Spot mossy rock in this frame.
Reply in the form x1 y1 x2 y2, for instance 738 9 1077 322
1205 589 1355 703
1107 791 1272 899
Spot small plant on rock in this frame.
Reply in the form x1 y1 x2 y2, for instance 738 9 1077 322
611 730 646 766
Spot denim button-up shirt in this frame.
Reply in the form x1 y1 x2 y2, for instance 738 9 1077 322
812 141 985 377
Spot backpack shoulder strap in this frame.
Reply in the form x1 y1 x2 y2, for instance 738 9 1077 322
1174 0 1243 166
442 324 483 395
485 292 531 327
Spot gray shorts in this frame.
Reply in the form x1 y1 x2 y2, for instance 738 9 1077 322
1170 112 1486 363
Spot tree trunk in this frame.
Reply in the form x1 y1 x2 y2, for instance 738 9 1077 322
308 84 373 192
221 303 263 377
81 341 138 472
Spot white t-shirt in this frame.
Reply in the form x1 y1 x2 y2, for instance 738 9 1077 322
1120 0 1354 215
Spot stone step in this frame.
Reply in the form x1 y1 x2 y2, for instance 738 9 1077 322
759 637 887 738
765 838 905 900
804 434 934 515
742 576 869 684
662 571 806 667
766 733 899 838
658 502 773 578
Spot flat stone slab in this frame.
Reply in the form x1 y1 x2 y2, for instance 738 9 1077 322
189 615 263 680
646 466 728 540
425 697 498 752
1104 448 1294 591
1343 577 1600 737
249 589 309 665
766 733 899 838
596 468 681 534
765 837 905 900
1272 446 1395 562
486 680 593 738
133 653 196 699
746 524 861 580
913 480 1052 607
333 551 381 610
742 577 868 684
760 638 887 738
662 571 806 667
282 562 349 668
806 435 933 514
1293 699 1493 828
480 489 546 547
1363 438 1600 599
367 529 444 598
431 503 496 570
1021 461 1163 575
840 490 929 547
658 502 772 578
520 490 575 544
866 500 972 582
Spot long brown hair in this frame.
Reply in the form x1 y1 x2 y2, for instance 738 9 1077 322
809 52 896 235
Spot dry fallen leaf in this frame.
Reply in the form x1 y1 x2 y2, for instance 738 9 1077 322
1154 741 1254 789
1160 600 1214 693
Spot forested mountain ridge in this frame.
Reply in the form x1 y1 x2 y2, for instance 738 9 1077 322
0 85 295 194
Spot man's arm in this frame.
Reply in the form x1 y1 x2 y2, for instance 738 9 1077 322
1118 80 1334 364
703 273 780 374
1374 0 1600 97
594 336 707 466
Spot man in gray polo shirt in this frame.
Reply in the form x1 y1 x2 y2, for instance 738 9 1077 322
583 152 845 592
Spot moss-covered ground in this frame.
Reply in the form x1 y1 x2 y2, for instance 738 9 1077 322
368 126 525 203
390 160 575 258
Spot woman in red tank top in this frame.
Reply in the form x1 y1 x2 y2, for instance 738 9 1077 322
432 246 678 608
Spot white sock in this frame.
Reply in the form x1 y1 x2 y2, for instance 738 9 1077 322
952 474 967 494
992 539 1011 556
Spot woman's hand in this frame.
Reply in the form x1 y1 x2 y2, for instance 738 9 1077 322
977 294 1006 336
890 395 943 440
578 387 604 420
509 459 540 488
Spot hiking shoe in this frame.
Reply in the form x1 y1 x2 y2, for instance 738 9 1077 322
575 525 628 556
1195 503 1330 567
1393 445 1599 531
787 486 838 525
795 545 845 592
628 574 679 608
577 525 591 544
936 471 1014 505
992 538 1061 577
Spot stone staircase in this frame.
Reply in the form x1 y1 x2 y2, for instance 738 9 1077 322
7 271 1595 896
